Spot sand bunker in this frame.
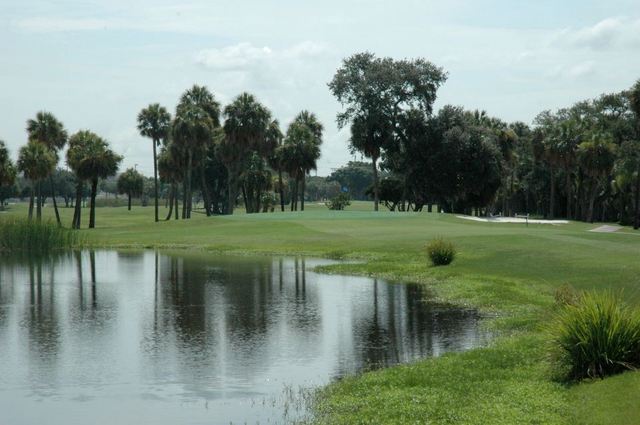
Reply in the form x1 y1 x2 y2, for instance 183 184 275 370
456 215 569 225
589 225 622 233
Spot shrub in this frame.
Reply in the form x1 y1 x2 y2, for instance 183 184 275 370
552 291 640 380
426 238 456 266
325 193 351 210
0 218 80 253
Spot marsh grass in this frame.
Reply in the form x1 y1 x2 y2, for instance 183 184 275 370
0 218 81 252
552 291 640 380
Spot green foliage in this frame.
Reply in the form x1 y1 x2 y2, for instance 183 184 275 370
117 168 145 198
0 218 80 252
325 193 351 210
426 237 456 266
552 291 640 380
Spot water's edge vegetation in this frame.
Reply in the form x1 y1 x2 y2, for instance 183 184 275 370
1 205 639 424
0 218 82 253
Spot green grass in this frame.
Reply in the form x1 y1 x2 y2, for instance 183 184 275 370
2 201 640 424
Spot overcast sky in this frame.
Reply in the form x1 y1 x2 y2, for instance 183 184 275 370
1 0 639 176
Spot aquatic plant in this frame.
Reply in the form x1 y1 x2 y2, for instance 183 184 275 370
0 218 81 252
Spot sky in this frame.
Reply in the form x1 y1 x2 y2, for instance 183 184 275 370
1 0 639 176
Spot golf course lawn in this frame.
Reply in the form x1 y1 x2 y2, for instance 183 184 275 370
3 201 640 424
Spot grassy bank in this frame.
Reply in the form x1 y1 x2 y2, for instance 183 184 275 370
2 202 640 423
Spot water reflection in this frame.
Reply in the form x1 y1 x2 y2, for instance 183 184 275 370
0 251 488 425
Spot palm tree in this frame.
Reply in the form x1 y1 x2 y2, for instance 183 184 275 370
67 130 122 229
578 135 617 223
117 168 145 210
158 144 183 220
17 140 56 221
281 122 322 211
292 111 323 211
220 93 272 214
26 112 68 226
137 104 171 223
615 140 640 229
0 140 17 210
172 105 214 219
265 120 285 211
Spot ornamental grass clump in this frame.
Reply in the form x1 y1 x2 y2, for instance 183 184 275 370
552 291 640 381
0 218 80 253
426 238 456 266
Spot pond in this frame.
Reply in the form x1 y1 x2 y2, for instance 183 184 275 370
0 251 488 424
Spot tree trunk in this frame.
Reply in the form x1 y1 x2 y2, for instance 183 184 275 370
36 180 43 222
181 178 187 219
226 167 239 215
634 168 640 230
72 181 83 229
565 170 572 220
174 184 179 220
279 169 285 212
49 175 61 226
291 177 299 211
165 185 174 221
89 177 98 228
587 180 598 223
153 138 159 223
549 166 555 219
201 166 212 216
186 150 193 219
128 192 132 211
371 156 379 212
301 174 306 211
28 186 34 220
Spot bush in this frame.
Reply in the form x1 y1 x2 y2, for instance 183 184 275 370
426 238 456 266
325 193 351 210
552 291 640 380
0 218 80 253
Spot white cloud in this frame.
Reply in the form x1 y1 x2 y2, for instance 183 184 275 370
556 17 640 50
195 41 329 71
195 43 274 71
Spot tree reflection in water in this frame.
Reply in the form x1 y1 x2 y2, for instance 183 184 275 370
0 251 489 425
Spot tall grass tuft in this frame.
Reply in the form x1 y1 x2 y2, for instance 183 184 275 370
552 291 640 381
426 238 456 266
0 218 81 253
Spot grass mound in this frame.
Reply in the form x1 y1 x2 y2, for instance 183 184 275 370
0 218 80 252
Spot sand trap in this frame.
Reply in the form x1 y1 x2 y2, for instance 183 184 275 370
456 215 569 225
589 225 622 233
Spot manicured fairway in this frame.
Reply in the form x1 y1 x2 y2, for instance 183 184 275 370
3 202 640 424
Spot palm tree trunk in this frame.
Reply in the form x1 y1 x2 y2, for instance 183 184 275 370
185 150 193 219
301 174 306 211
49 175 61 226
227 167 238 215
279 169 285 212
72 181 83 229
128 192 132 211
174 183 179 220
549 165 555 218
634 168 640 230
89 177 98 228
165 185 174 221
587 180 597 223
181 179 187 219
201 166 212 216
36 180 42 222
291 177 298 211
565 171 572 220
153 138 159 223
372 156 379 212
28 186 34 220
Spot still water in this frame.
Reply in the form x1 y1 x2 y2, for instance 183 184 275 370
0 251 487 424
